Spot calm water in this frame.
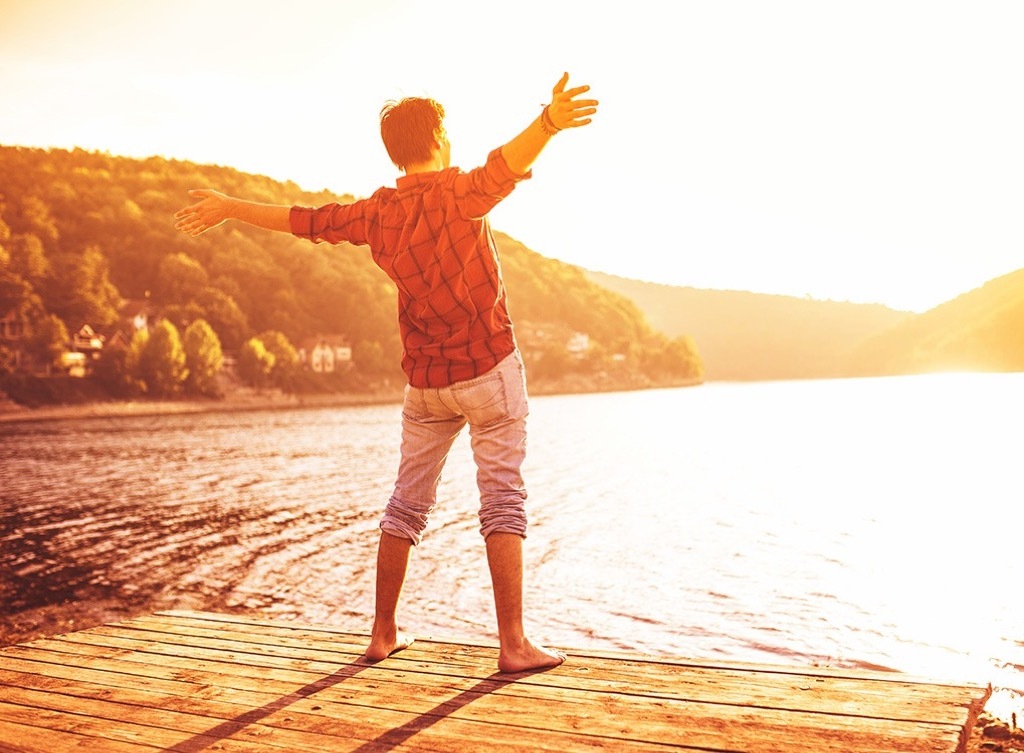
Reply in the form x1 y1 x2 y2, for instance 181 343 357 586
2 373 1022 717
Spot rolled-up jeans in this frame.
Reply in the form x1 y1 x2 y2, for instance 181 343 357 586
381 350 529 545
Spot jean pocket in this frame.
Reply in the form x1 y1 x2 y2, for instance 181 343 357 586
401 385 434 422
453 372 509 427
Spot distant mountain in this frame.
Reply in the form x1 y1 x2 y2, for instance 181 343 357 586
843 268 1024 375
587 268 1024 380
585 271 912 381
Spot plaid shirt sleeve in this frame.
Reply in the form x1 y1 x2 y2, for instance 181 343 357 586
451 148 531 220
289 195 374 245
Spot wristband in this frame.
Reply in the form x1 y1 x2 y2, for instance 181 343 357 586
540 105 562 136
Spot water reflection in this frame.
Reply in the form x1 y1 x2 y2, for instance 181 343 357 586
1 374 1022 720
1 405 402 625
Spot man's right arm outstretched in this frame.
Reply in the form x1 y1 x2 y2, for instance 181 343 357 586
173 188 292 237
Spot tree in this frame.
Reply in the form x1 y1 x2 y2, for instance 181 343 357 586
125 327 148 375
45 245 121 329
6 233 50 285
527 340 572 381
0 263 40 374
161 301 205 334
0 266 31 316
17 196 59 244
255 329 299 391
182 319 224 397
195 287 248 350
647 335 704 381
353 339 390 376
93 346 136 398
155 252 209 305
236 337 275 390
122 328 150 395
24 313 68 374
138 319 188 397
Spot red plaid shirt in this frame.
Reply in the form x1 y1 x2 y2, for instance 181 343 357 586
291 148 530 388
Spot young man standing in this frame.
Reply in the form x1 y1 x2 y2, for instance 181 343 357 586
175 73 598 672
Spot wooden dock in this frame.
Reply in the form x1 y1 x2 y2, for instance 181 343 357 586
0 610 990 752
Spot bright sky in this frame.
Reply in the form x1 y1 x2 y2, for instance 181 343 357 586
2 0 1021 312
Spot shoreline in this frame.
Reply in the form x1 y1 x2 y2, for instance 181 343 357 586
0 390 405 425
0 376 704 425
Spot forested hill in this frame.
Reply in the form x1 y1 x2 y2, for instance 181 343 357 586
842 267 1024 376
587 267 1024 381
0 145 702 392
587 271 912 381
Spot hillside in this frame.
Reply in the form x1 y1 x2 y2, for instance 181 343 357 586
587 266 1024 381
0 145 703 400
844 267 1024 375
8 145 1014 395
586 271 913 381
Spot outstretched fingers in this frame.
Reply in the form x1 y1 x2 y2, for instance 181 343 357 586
173 188 228 237
174 217 205 237
546 73 599 130
551 71 570 96
561 101 599 129
549 95 599 130
559 84 592 100
173 201 202 221
173 202 208 236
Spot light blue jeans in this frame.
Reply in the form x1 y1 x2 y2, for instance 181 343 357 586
381 350 529 545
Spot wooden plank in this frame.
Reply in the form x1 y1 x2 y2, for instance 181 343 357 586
0 717 159 753
42 615 985 738
6 622 983 753
0 656 702 752
0 697 308 753
1 638 964 752
3 642 726 752
120 613 983 725
156 610 972 684
0 611 989 753
144 609 984 711
0 657 958 753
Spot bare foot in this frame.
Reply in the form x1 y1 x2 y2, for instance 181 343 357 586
363 630 414 663
498 638 566 674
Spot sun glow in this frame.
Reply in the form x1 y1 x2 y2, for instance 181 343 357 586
3 0 1022 311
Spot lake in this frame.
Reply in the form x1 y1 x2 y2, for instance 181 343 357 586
2 372 1021 719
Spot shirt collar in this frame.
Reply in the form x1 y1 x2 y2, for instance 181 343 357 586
396 170 445 189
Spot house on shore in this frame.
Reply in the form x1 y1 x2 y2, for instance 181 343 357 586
298 335 353 373
0 297 154 376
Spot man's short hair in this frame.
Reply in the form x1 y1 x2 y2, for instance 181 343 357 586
380 97 446 171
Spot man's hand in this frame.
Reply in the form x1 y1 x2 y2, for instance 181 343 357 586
545 72 599 131
174 189 293 236
174 189 233 237
501 72 599 175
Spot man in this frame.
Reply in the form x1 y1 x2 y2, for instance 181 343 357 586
174 73 598 672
